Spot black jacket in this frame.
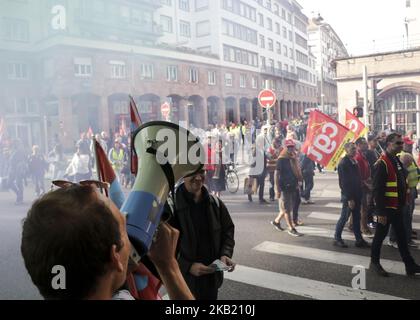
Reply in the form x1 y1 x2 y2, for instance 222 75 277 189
167 184 235 296
338 155 363 201
373 152 407 215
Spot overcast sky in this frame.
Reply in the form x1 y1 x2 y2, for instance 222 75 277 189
298 0 408 56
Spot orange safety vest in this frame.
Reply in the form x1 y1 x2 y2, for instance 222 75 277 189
379 154 399 210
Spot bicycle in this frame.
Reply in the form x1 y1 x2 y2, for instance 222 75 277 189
225 162 239 194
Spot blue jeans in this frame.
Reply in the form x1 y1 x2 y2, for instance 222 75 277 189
335 194 363 242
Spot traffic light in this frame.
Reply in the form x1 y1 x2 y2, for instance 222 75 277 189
353 107 364 118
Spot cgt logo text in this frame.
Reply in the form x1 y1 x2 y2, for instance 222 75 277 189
51 5 66 30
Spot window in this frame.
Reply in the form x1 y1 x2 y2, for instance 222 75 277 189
295 33 308 49
222 19 257 44
282 9 286 19
240 74 246 88
259 35 265 48
268 38 273 51
196 20 210 36
267 18 272 31
179 0 190 11
7 62 29 80
277 61 282 70
258 13 264 27
208 71 216 85
275 22 280 34
2 18 29 42
276 42 281 54
252 76 258 89
223 45 259 67
269 59 274 71
273 3 279 15
289 48 293 59
284 64 288 71
261 56 266 68
180 20 191 37
283 45 288 57
282 27 287 39
406 0 411 7
225 73 233 87
161 0 172 5
140 63 154 80
189 67 199 83
166 65 178 81
160 15 173 33
74 57 92 77
289 30 293 41
287 12 292 23
195 0 208 10
110 61 126 79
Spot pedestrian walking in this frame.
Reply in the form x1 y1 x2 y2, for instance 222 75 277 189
370 133 420 277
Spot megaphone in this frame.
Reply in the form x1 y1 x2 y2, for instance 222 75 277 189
121 121 204 258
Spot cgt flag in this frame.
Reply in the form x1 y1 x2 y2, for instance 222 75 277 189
302 110 354 170
129 95 142 175
93 139 162 300
345 110 368 141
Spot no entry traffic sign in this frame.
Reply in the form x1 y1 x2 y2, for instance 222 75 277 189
258 89 277 109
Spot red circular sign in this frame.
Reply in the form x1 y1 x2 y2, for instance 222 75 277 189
258 89 277 109
161 102 171 118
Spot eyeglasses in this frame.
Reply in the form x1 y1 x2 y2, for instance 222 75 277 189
51 180 110 191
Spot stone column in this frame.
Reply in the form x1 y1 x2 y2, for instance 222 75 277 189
100 95 110 136
246 99 253 122
178 98 189 127
219 98 227 125
416 94 420 139
391 95 396 131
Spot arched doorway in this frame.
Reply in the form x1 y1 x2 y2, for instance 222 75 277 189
138 93 160 123
207 96 220 126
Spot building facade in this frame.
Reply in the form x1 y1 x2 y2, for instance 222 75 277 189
335 47 420 136
406 0 420 48
308 14 348 116
0 0 317 151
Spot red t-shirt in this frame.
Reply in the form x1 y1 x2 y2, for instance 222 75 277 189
354 151 371 182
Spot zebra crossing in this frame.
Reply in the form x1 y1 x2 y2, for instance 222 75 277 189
221 196 420 300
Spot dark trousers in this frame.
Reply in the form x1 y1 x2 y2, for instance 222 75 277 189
390 190 415 243
371 209 415 266
335 195 363 242
268 171 275 200
33 173 45 195
9 176 24 202
258 169 267 201
293 188 301 224
302 174 314 201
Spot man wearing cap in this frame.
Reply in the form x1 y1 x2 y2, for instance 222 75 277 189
168 169 236 299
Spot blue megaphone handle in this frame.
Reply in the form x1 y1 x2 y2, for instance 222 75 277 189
122 191 164 257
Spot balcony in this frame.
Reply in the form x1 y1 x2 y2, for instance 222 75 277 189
260 67 299 81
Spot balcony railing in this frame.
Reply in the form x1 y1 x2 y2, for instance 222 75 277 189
260 67 299 81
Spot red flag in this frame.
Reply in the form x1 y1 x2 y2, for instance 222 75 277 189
129 96 142 175
130 95 142 129
345 110 368 141
302 110 354 170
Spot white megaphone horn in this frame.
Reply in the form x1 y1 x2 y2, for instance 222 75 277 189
121 121 204 257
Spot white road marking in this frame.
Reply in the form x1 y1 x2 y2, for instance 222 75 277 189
253 242 407 276
325 203 343 209
225 265 406 300
296 226 420 248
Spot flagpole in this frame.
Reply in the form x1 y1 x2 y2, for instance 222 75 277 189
92 136 106 196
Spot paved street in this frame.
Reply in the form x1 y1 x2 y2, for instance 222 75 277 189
0 170 419 300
